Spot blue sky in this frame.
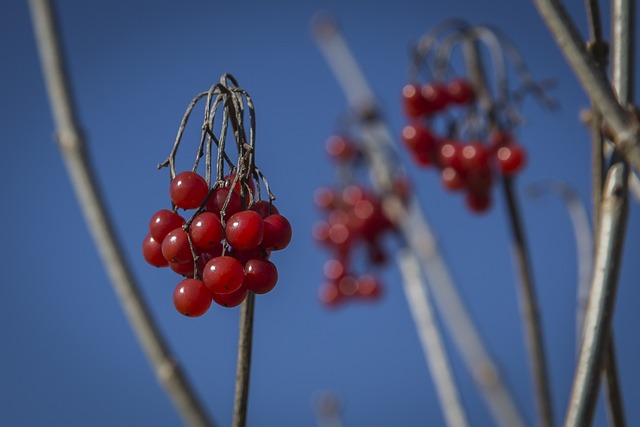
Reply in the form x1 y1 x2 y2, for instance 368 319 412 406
2 1 639 426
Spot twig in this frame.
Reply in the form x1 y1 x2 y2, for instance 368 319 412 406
501 177 555 427
312 15 528 427
525 182 593 344
397 249 470 427
27 1 215 426
531 0 640 177
463 34 554 427
563 161 629 427
232 292 255 427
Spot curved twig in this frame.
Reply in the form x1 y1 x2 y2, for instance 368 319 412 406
28 1 215 426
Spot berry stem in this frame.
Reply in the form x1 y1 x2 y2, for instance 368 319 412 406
463 29 555 427
232 292 255 427
28 1 215 426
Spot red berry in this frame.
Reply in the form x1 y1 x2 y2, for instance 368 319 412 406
490 130 514 149
402 83 429 118
225 172 255 197
447 78 475 105
461 141 490 171
142 234 169 267
319 281 344 308
356 275 383 301
337 275 358 297
438 140 464 170
170 171 209 210
189 212 223 250
149 209 185 242
212 285 248 308
323 258 346 280
441 167 466 191
202 256 245 294
314 187 337 211
244 259 278 294
251 200 279 218
161 228 193 264
465 191 492 213
173 279 213 317
262 214 292 251
225 210 264 250
205 187 243 218
169 260 196 277
325 134 358 163
496 144 527 175
402 124 439 166
421 82 450 114
233 247 269 265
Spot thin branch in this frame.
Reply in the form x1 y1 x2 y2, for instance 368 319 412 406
397 249 470 427
501 177 555 427
312 15 528 427
27 1 214 426
464 35 554 427
531 0 640 176
232 292 255 427
563 162 629 427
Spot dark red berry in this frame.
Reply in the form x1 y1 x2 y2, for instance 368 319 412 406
225 210 264 250
170 171 209 210
202 256 245 294
244 259 278 294
149 209 185 242
161 228 193 264
496 144 527 175
142 234 169 267
447 78 475 105
262 214 292 251
212 285 248 308
189 212 223 250
173 279 213 317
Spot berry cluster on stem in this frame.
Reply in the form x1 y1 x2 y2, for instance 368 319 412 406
313 134 406 307
142 74 292 317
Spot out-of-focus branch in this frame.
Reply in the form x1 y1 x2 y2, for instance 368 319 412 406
397 249 470 427
28 1 214 426
563 162 629 427
532 0 640 176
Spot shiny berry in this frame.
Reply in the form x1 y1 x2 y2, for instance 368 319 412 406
149 209 185 242
161 228 193 264
205 187 243 218
212 285 248 308
170 171 209 210
203 256 245 294
225 210 264 250
142 234 169 267
262 214 292 251
251 200 279 218
189 212 223 250
173 279 213 317
244 259 278 294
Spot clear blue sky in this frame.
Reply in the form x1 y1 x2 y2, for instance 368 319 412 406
2 1 639 426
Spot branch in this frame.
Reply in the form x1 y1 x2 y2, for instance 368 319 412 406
28 1 214 426
563 162 629 427
531 0 640 176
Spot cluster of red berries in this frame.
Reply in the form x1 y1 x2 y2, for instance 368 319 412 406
313 135 398 307
400 79 527 212
142 74 291 317
142 171 292 317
